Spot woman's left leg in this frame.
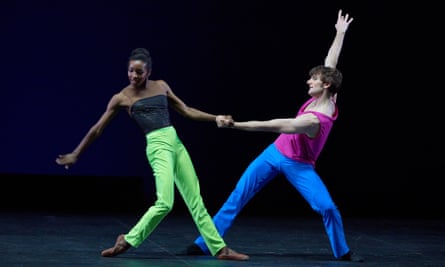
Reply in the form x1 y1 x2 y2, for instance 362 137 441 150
173 139 226 256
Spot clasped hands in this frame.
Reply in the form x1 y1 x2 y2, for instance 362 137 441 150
216 115 234 128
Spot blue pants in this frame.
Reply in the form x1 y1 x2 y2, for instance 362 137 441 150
193 143 350 258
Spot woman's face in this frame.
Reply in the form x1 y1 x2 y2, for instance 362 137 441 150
128 60 149 87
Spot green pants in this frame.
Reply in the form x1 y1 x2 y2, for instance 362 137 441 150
124 126 226 255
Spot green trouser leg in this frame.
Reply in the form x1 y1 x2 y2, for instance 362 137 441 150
124 126 226 256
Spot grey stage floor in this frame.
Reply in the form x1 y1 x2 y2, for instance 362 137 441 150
0 211 444 267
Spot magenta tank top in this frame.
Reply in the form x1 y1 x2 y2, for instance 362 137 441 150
273 97 338 166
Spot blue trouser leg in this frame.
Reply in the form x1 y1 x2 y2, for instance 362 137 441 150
194 142 350 258
280 152 350 258
193 144 281 254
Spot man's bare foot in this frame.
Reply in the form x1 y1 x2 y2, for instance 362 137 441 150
101 234 131 257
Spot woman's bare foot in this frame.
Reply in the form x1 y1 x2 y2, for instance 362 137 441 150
216 246 249 261
101 234 131 257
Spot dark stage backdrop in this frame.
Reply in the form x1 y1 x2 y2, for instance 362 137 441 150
1 1 443 217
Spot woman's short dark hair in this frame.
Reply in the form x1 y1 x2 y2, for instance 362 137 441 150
129 48 152 70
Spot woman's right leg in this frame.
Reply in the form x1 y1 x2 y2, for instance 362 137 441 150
124 127 177 247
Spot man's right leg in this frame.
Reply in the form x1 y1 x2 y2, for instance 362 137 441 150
191 144 280 255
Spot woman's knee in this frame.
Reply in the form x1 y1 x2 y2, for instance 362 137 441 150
155 200 174 214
